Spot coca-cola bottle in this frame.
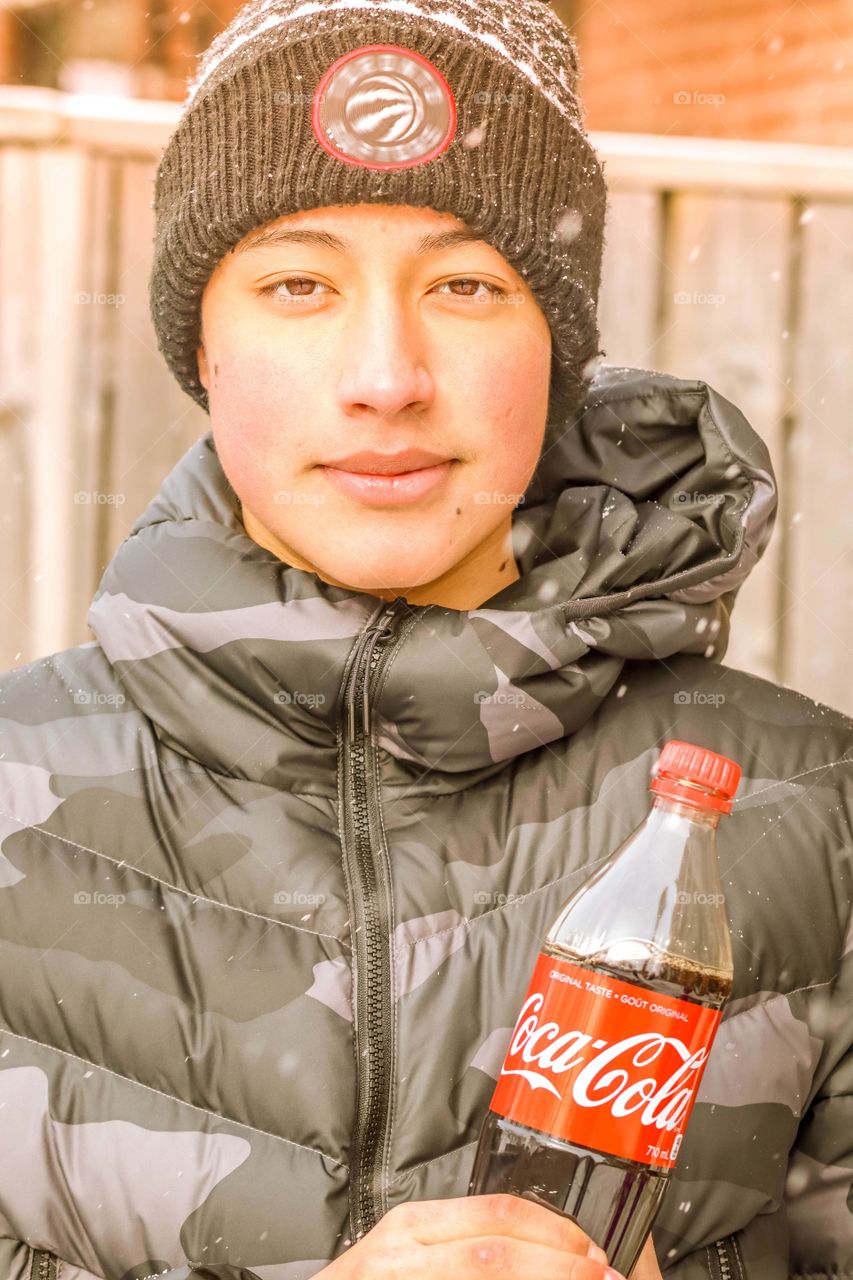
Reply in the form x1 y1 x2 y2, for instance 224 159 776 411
468 740 739 1275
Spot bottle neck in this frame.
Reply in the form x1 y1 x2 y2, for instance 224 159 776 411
650 793 723 829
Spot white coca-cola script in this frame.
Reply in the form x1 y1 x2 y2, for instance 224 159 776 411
499 990 710 1132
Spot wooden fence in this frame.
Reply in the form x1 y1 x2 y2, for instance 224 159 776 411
1 85 852 716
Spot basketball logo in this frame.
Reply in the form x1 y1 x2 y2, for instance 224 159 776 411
312 43 456 170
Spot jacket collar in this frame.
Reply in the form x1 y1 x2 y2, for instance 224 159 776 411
88 365 776 784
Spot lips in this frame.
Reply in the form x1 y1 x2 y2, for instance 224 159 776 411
321 448 451 475
319 459 455 507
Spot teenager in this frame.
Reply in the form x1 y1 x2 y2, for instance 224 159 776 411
0 1 850 1279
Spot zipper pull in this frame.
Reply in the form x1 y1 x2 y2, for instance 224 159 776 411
345 627 370 744
345 626 373 743
346 598 405 745
361 625 394 738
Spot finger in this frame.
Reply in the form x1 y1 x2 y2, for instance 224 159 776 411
628 1236 663 1280
380 1193 594 1255
403 1236 619 1280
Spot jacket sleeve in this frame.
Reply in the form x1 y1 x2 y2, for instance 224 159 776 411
657 1214 789 1280
0 1253 267 1280
0 1240 34 1280
658 905 853 1279
0 1246 112 1280
783 921 853 1278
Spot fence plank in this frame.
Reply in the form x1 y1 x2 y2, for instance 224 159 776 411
102 157 209 569
25 145 102 663
69 153 124 650
786 202 853 713
589 130 853 198
651 192 792 688
0 148 35 669
598 189 662 370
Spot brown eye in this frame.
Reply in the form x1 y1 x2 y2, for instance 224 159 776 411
449 279 480 296
259 277 331 299
437 278 505 299
283 278 319 296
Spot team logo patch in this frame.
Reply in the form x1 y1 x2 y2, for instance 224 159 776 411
312 43 456 170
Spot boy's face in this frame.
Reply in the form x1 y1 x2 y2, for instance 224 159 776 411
197 202 551 601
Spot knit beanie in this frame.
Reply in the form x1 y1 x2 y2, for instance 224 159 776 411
148 0 608 436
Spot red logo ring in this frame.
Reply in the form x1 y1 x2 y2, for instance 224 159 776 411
311 43 457 171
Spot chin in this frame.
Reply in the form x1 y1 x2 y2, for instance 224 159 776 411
315 548 451 595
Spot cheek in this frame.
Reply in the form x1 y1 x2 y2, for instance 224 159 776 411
206 329 320 503
480 431 545 509
458 346 549 490
209 329 312 425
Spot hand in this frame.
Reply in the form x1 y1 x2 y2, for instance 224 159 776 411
317 1193 625 1279
621 1236 665 1280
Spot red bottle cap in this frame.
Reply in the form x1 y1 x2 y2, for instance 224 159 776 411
649 739 741 814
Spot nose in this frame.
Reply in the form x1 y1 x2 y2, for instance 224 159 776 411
336 285 435 423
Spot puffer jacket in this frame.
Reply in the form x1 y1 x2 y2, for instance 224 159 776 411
0 364 850 1280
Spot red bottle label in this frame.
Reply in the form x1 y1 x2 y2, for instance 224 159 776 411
488 951 722 1169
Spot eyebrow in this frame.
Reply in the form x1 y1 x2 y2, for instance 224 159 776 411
232 226 490 258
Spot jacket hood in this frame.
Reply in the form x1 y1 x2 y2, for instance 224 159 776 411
87 365 777 783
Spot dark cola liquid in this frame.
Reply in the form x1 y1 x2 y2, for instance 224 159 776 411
468 942 732 1276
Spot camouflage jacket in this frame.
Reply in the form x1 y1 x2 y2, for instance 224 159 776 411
0 365 850 1280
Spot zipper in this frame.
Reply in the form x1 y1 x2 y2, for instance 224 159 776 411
709 1235 739 1280
29 1251 59 1280
343 601 401 746
340 595 408 1241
